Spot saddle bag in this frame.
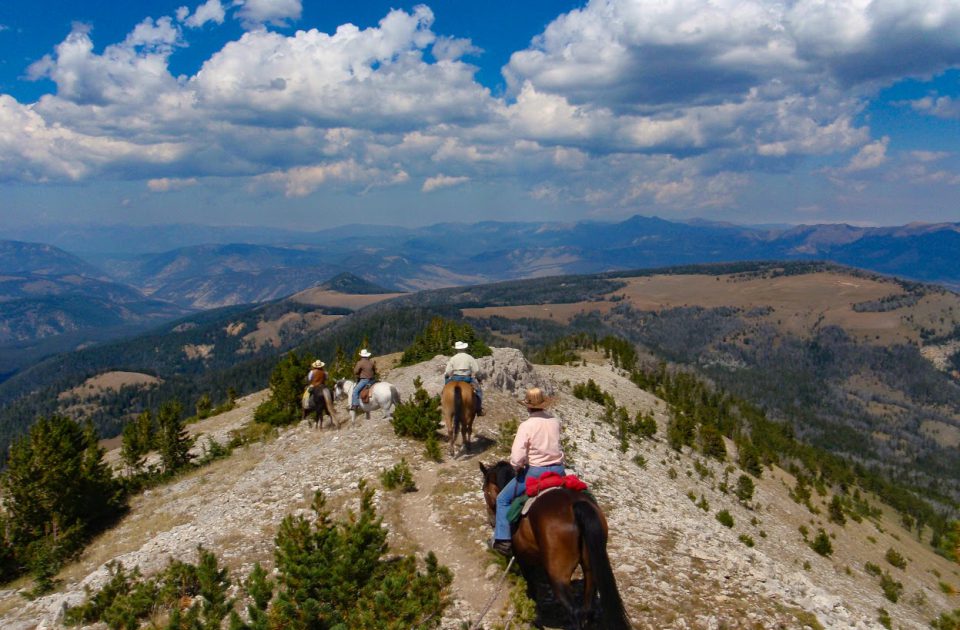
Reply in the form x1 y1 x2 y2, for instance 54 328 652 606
301 387 314 410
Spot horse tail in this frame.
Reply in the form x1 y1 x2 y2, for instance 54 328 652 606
453 385 463 438
391 384 401 406
573 501 631 630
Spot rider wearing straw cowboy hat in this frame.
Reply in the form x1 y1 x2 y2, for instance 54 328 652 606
491 387 565 557
444 340 484 416
307 359 327 389
351 349 377 411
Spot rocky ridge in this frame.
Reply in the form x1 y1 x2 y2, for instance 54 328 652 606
2 347 957 629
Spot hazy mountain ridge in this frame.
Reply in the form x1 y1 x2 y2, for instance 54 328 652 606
49 216 960 305
0 242 192 379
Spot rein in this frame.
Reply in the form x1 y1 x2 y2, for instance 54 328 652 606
470 555 515 630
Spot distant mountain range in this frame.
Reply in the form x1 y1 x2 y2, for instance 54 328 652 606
1 216 958 379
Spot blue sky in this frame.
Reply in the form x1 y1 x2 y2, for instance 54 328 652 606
1 0 959 230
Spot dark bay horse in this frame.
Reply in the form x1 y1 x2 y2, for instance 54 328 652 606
480 461 631 630
302 386 337 429
441 380 476 456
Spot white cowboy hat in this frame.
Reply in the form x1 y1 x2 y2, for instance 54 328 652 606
311 360 325 368
359 349 372 358
454 341 469 350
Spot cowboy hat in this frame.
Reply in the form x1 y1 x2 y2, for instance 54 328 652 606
311 359 325 369
519 387 553 409
454 341 469 350
359 349 372 358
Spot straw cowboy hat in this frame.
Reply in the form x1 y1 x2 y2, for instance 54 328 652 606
359 349 372 358
454 341 469 350
311 360 325 369
519 387 553 410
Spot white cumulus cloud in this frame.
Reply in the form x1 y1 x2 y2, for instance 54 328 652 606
235 0 302 29
181 0 226 28
148 177 199 191
422 174 469 192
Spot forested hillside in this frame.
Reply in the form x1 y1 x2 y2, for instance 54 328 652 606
3 262 958 535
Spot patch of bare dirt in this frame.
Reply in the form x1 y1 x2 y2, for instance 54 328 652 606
58 371 161 402
288 288 404 309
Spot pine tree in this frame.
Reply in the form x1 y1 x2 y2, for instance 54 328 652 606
0 416 124 582
329 345 351 381
254 352 311 426
399 317 491 366
120 411 154 474
196 394 212 420
156 401 192 475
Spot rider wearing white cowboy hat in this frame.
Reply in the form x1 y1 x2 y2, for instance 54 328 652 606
351 349 377 410
444 340 484 415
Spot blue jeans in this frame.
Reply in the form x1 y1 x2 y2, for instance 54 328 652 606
352 378 373 407
445 375 482 404
494 464 566 541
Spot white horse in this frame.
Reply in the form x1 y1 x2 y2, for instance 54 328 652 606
334 379 401 423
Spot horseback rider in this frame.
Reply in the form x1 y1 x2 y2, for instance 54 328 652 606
304 359 328 416
350 349 377 411
492 387 565 557
444 340 483 416
307 359 327 390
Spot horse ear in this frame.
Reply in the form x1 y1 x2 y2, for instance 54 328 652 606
479 462 487 475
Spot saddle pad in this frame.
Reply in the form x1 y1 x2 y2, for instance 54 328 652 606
521 485 563 516
525 471 589 496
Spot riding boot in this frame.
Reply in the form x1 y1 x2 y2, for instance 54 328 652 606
492 539 512 557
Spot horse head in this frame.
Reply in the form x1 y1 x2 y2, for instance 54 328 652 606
333 379 351 400
479 461 515 525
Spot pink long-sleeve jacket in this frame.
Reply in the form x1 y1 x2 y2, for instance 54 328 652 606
509 410 564 469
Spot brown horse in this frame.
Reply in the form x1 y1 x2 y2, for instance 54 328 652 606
441 380 476 456
480 461 632 630
302 386 337 429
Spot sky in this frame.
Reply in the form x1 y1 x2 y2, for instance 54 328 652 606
1 0 959 230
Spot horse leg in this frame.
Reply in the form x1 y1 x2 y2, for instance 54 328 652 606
518 562 546 629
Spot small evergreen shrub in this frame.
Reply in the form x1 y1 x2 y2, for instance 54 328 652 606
735 474 755 503
635 411 657 439
810 528 833 557
572 379 612 406
698 424 727 461
66 485 453 629
879 572 903 603
391 377 442 441
632 454 647 469
931 609 960 630
737 441 763 478
738 534 755 547
864 561 882 577
877 607 892 629
424 434 443 463
884 547 907 570
716 510 734 528
381 459 417 492
828 495 846 525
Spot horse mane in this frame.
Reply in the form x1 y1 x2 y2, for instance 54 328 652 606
489 460 515 490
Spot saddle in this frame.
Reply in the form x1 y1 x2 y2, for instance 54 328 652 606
505 472 590 524
359 384 373 403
